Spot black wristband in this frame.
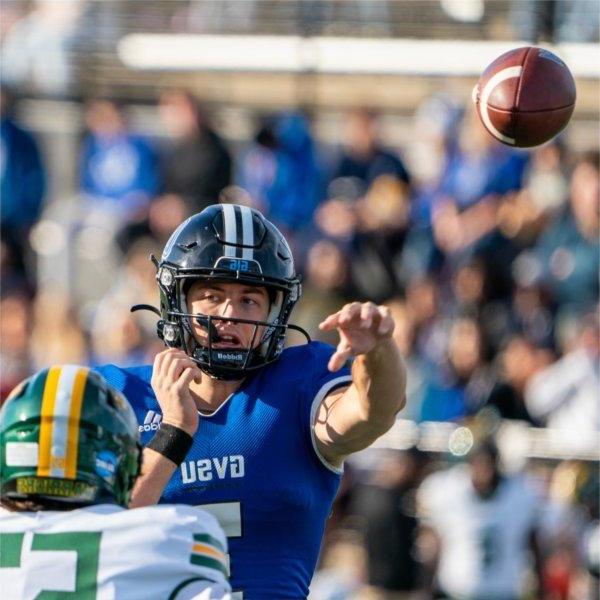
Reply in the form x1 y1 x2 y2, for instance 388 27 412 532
147 423 193 466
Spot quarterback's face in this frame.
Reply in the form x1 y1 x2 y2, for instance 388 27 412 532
187 281 270 349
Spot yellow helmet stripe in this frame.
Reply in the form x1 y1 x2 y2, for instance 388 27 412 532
37 366 62 477
64 367 89 479
48 366 88 478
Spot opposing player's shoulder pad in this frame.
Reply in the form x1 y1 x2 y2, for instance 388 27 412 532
175 505 230 579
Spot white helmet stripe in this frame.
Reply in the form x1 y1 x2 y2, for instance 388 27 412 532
222 204 237 257
240 205 255 260
49 365 83 478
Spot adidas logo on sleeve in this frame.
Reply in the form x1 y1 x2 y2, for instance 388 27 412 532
139 410 162 432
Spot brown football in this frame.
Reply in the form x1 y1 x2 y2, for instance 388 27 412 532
473 46 576 148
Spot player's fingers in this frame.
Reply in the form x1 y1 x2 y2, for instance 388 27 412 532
359 302 379 329
319 311 342 331
338 302 362 326
328 346 353 372
174 366 198 390
377 306 394 337
151 348 176 386
166 356 197 384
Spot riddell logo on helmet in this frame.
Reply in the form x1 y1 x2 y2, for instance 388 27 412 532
139 410 162 432
217 352 244 361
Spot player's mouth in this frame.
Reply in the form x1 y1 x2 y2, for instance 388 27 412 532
212 332 244 348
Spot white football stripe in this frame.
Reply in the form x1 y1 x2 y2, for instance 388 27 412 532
240 205 254 260
49 365 80 477
222 204 237 257
479 65 522 145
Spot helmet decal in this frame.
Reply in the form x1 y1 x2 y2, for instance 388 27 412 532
220 203 258 260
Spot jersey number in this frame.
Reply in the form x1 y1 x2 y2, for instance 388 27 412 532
197 501 243 600
0 531 102 599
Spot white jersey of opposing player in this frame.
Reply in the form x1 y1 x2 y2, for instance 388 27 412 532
418 465 541 600
0 503 232 600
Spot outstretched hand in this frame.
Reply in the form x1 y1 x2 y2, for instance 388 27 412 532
319 302 395 372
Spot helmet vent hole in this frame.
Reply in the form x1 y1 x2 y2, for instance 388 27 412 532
178 242 198 251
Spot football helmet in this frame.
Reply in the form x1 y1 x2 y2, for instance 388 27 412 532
134 204 309 380
0 366 141 508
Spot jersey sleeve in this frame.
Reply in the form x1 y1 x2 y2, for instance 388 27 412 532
185 508 231 584
299 342 353 475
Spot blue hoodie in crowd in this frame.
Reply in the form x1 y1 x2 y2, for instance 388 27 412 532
1 117 46 231
265 113 323 233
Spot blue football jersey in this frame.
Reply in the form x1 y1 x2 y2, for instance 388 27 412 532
96 341 352 599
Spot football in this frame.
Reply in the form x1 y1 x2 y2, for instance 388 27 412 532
473 46 576 148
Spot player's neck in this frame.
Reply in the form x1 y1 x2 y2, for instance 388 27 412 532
188 376 243 414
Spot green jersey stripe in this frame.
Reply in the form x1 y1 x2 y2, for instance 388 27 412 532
190 553 229 577
0 533 24 568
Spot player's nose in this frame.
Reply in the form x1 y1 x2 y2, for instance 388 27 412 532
218 299 237 320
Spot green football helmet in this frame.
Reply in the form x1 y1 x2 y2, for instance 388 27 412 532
0 365 142 508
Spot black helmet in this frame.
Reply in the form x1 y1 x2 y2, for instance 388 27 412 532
136 204 309 380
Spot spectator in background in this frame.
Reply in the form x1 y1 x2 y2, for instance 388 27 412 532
350 448 429 596
419 317 493 422
510 0 600 43
530 151 599 315
239 112 323 253
430 112 528 297
159 89 231 214
483 335 551 424
418 440 544 600
294 239 354 347
525 314 600 431
80 98 159 226
331 107 410 198
0 290 32 402
89 237 162 366
405 275 446 368
237 118 278 214
0 0 83 96
29 286 88 370
350 174 412 302
482 280 556 356
447 258 488 320
0 86 46 287
386 298 427 421
90 306 150 367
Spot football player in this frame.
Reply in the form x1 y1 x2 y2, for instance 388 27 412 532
417 440 543 599
96 203 406 598
0 365 231 600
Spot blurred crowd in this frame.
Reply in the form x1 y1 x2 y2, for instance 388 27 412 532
311 440 599 599
1 82 598 597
